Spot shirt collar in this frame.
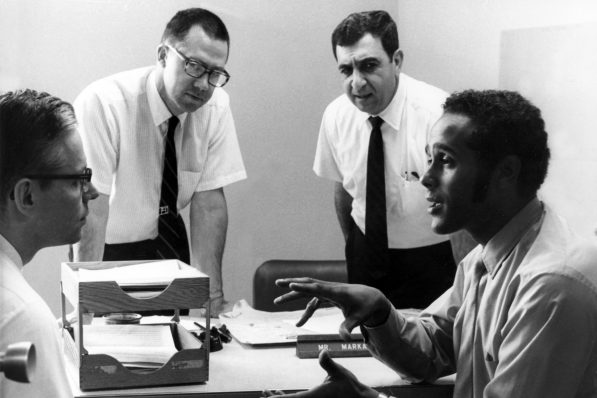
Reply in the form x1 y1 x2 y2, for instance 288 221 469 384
146 69 188 128
481 198 544 277
0 232 24 270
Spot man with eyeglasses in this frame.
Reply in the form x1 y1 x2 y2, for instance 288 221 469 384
0 89 98 398
73 8 246 315
314 10 472 310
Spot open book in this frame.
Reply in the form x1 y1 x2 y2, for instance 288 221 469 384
83 324 178 369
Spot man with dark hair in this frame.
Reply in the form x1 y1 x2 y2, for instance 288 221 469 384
0 89 98 397
315 10 460 309
74 7 246 315
267 90 597 397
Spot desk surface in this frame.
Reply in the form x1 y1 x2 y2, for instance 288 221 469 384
69 338 453 398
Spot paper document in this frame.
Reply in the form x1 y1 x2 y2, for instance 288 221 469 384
219 300 423 346
219 300 348 345
84 324 178 369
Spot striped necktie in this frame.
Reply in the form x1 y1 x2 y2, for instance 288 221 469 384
156 116 190 263
365 116 388 276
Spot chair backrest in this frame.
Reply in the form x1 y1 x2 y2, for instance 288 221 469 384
252 259 347 312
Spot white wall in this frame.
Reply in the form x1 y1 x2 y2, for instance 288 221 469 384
397 0 597 92
396 0 597 239
501 23 597 238
2 0 597 315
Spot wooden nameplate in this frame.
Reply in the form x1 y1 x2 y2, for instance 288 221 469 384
296 334 371 358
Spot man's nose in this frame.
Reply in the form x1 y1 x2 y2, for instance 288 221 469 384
421 167 434 190
193 72 210 90
351 70 367 91
84 182 99 201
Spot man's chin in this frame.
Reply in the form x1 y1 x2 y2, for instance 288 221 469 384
431 219 455 236
180 102 203 114
350 97 379 115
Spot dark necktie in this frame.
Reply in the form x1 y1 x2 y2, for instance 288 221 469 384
365 116 388 274
156 116 190 263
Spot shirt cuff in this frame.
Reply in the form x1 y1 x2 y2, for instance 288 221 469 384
195 170 247 192
361 309 406 343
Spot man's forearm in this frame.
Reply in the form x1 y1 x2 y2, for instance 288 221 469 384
190 188 228 298
73 193 109 261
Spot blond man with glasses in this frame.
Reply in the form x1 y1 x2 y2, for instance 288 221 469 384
0 89 99 398
73 8 246 316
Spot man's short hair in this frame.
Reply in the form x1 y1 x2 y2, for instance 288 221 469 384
331 10 399 60
161 8 230 48
444 90 551 198
0 89 77 205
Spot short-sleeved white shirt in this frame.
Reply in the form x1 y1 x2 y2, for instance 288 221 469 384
314 73 448 249
75 66 247 244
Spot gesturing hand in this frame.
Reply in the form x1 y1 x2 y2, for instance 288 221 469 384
262 349 379 398
274 278 391 340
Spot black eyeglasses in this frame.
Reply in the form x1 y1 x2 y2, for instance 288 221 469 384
25 167 93 193
166 44 231 87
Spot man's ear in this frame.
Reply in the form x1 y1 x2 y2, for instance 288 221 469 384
157 44 168 67
11 179 35 215
495 155 521 189
392 49 404 72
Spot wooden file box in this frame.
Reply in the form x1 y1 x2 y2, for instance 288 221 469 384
60 260 210 391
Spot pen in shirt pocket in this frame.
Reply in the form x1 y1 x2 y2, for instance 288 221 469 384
404 171 420 181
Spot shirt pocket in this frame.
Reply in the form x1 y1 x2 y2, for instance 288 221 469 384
397 177 429 216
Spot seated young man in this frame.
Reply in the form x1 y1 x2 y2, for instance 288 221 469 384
265 90 597 398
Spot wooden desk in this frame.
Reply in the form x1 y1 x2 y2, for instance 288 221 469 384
69 338 454 398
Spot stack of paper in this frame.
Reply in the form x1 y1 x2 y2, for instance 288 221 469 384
83 324 177 369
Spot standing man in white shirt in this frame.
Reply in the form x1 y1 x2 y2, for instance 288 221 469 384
0 89 99 397
73 8 247 315
314 10 456 308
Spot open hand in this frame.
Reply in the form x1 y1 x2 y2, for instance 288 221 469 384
274 278 391 340
262 349 379 398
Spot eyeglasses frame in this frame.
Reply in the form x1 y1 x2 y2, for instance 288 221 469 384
165 44 231 87
24 167 93 193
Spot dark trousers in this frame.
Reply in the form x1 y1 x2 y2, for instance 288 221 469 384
345 224 456 309
103 218 190 315
103 215 190 265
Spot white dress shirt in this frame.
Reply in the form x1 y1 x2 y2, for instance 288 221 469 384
0 234 72 398
314 73 448 248
364 199 597 397
74 66 247 243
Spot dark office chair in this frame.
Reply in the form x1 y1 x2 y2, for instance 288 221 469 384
252 259 347 312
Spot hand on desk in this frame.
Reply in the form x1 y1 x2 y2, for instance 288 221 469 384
274 278 392 340
262 349 379 398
